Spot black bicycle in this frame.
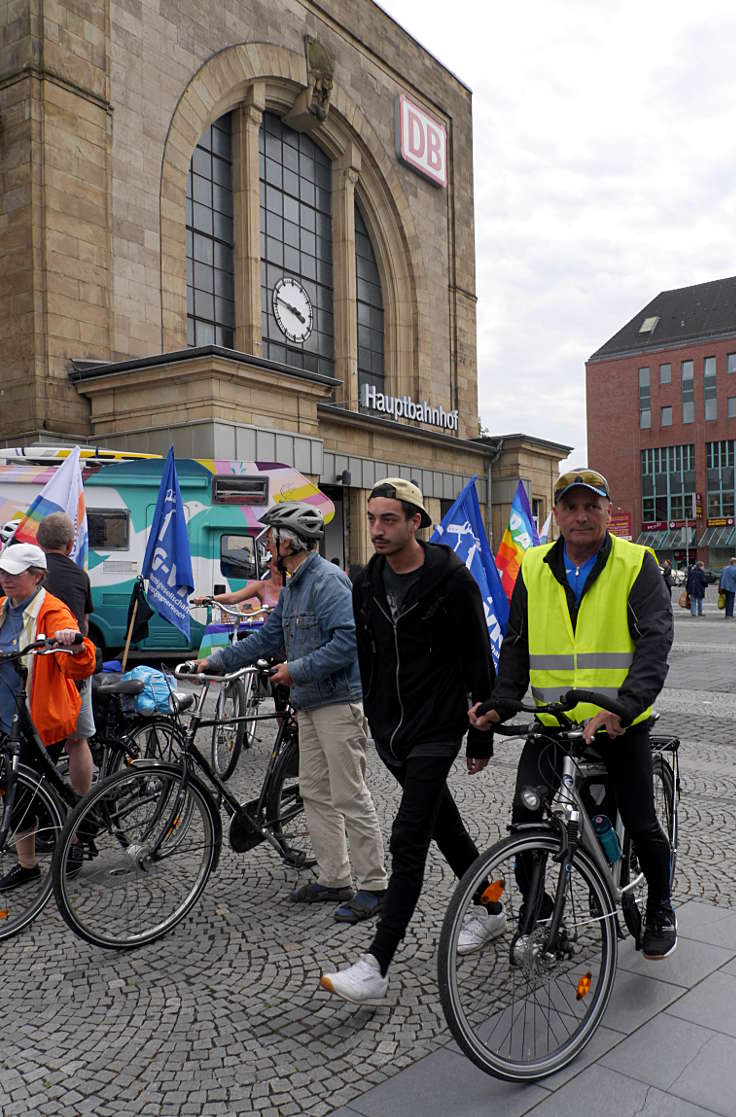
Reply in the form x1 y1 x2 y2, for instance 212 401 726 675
51 659 312 949
0 635 93 940
438 689 679 1082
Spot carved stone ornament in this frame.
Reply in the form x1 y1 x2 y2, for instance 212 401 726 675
304 35 335 121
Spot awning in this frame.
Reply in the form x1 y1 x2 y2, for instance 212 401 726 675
636 530 668 548
698 525 736 548
660 528 696 549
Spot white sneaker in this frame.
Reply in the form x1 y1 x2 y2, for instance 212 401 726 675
320 953 389 1005
457 904 506 956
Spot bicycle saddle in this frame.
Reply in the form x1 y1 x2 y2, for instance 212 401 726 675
92 674 146 697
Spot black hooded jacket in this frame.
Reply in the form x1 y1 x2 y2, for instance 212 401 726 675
352 541 495 762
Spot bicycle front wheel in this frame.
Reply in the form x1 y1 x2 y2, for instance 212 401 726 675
211 679 246 780
52 763 220 949
0 762 64 941
266 730 315 869
438 830 618 1082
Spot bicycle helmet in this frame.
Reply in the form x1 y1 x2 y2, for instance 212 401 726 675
0 519 20 546
260 502 325 541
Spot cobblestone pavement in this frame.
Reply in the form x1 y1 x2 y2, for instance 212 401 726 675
0 602 734 1116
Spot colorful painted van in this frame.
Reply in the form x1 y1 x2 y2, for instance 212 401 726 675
0 447 334 656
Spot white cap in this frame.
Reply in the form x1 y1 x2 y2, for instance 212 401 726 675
0 543 48 574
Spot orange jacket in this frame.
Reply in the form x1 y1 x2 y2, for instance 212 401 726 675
0 589 96 745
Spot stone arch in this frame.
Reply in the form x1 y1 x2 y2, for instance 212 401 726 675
159 42 421 397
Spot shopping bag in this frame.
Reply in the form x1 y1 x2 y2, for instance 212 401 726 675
718 591 726 610
678 589 688 609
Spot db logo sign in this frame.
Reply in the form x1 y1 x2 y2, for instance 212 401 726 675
395 94 447 188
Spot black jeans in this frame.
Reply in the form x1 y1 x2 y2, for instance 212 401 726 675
370 749 479 975
512 722 671 909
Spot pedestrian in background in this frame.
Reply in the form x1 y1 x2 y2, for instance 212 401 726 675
686 560 707 616
661 560 673 598
718 557 736 619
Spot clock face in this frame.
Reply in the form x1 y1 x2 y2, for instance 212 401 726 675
272 278 313 343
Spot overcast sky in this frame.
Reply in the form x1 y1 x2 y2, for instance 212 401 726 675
379 0 736 465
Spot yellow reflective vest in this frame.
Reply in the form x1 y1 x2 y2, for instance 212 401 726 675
523 535 651 726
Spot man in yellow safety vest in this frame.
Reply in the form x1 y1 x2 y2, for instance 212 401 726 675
470 468 676 960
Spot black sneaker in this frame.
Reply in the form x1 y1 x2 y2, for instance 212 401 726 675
642 903 677 960
0 863 41 891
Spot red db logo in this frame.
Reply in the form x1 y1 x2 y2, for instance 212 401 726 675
395 94 447 188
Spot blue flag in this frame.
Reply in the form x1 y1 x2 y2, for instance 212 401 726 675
430 476 509 667
141 447 194 640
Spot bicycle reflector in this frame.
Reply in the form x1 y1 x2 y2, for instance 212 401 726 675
576 971 592 1001
481 879 505 904
0 909 9 920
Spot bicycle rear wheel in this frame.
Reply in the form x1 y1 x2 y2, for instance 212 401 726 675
438 830 617 1082
622 752 677 897
211 679 247 780
266 730 315 869
98 717 187 779
0 762 64 940
52 763 220 949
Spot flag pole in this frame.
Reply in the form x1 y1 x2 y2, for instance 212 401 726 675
121 598 138 673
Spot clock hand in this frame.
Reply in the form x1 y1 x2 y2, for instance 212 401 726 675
276 295 306 324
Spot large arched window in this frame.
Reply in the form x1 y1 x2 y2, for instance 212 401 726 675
355 203 384 401
259 111 333 376
186 114 234 348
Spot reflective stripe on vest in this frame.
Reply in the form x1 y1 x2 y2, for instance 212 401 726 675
523 536 651 726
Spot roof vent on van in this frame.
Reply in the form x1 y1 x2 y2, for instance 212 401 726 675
213 476 269 505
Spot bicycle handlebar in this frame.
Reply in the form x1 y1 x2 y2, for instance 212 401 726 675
477 688 632 735
0 633 84 662
189 598 273 621
174 660 264 684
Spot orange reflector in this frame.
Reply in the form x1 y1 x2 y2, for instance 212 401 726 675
0 910 9 920
576 972 592 1000
482 879 506 904
167 814 182 836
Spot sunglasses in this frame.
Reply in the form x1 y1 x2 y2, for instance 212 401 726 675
554 470 610 497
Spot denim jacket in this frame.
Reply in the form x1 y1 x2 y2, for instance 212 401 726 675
208 551 362 711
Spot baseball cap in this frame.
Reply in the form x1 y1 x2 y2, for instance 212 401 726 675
0 543 48 575
368 477 432 528
554 468 611 504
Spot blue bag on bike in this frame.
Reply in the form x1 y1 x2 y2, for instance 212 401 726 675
121 665 176 715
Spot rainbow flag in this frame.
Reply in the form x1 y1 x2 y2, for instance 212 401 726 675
495 480 540 601
13 446 88 568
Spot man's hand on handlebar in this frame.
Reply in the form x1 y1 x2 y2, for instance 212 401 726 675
582 710 625 744
269 661 292 687
468 701 500 732
190 595 212 606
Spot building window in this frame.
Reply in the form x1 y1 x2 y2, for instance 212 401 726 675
186 114 234 348
661 406 672 427
706 440 735 518
659 363 671 384
704 355 717 420
728 353 736 373
640 444 695 522
355 203 385 404
638 367 650 429
258 111 333 376
681 359 694 423
729 397 736 418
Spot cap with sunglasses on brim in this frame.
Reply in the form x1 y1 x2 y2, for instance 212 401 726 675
368 477 432 528
554 468 611 503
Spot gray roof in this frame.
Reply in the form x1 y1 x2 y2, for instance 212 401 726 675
589 275 736 361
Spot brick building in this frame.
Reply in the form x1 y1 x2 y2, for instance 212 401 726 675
586 276 736 569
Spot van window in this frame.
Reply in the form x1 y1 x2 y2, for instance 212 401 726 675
221 535 257 579
213 476 268 504
88 510 129 550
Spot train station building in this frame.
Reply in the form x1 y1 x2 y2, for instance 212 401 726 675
1 0 568 561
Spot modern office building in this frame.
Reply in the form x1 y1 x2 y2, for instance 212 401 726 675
587 276 736 569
